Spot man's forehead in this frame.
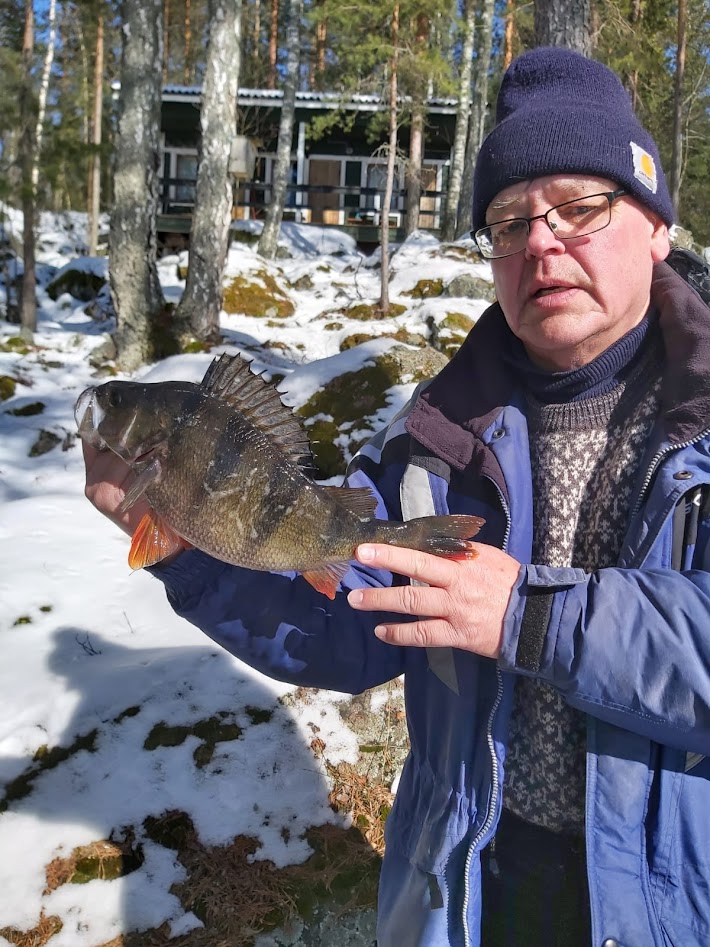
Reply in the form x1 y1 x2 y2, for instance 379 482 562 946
488 174 618 212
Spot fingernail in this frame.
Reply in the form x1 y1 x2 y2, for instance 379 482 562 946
348 590 363 607
358 545 376 561
374 626 387 639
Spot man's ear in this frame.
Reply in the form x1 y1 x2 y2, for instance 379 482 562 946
650 216 671 263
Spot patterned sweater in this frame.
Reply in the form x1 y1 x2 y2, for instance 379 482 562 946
503 326 663 834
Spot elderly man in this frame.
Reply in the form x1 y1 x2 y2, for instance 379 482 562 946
83 48 710 947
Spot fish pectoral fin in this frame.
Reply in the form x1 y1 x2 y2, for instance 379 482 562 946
118 457 163 514
128 510 185 570
301 561 351 600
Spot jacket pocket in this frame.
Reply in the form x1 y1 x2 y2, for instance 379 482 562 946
384 755 475 876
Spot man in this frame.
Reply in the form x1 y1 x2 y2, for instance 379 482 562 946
84 48 710 947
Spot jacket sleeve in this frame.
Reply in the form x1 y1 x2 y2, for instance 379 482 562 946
499 563 710 754
149 466 408 695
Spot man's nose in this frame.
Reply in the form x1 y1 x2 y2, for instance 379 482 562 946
524 216 565 258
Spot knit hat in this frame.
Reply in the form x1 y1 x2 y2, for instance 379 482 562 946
472 47 674 233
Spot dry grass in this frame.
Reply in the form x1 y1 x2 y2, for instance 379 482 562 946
0 912 63 946
5 707 397 947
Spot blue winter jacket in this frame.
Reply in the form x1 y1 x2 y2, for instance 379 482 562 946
153 260 710 947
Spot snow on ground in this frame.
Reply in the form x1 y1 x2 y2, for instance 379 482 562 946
0 211 490 944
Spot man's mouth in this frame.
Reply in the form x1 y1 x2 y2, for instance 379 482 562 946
530 283 578 299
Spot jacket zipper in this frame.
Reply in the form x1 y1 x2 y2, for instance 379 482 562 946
461 477 510 947
631 428 710 518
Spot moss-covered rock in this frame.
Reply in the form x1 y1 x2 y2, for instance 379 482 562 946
298 345 447 477
223 271 295 318
0 336 31 355
339 332 376 352
402 278 444 299
46 268 106 302
342 301 407 321
429 311 476 358
230 229 260 247
443 274 496 302
29 430 61 457
0 375 17 400
144 714 243 768
6 401 45 417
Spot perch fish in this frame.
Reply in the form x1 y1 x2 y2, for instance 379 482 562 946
75 353 484 599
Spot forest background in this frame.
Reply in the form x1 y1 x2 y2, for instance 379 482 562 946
1 0 708 272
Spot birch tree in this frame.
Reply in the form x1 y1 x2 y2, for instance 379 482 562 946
109 0 166 371
174 0 242 343
669 0 687 214
31 0 57 192
378 2 399 314
440 0 476 241
19 0 36 337
458 0 495 237
87 12 104 256
258 0 301 259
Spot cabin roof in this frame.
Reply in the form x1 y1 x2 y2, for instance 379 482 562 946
161 85 458 115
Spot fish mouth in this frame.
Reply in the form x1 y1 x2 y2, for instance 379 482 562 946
74 387 108 450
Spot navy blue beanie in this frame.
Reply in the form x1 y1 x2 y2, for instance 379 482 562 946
472 47 674 232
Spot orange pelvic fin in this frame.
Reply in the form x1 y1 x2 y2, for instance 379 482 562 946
301 561 350 600
128 510 186 570
441 540 479 561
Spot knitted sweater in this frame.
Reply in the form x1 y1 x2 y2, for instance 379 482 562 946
503 325 663 834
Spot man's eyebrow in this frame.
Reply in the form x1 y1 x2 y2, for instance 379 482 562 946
488 180 605 215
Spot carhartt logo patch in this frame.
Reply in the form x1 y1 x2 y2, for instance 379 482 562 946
630 141 658 193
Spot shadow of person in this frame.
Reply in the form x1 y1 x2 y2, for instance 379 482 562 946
0 626 380 946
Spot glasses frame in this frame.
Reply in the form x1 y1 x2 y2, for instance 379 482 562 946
473 188 628 260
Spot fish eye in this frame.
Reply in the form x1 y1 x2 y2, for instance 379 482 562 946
108 388 123 408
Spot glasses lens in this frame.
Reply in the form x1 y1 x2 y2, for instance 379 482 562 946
477 218 528 258
549 194 611 238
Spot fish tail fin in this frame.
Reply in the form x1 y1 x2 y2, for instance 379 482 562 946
378 514 485 559
302 561 351 600
128 510 188 570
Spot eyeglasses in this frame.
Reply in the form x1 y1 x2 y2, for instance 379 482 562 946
473 189 627 259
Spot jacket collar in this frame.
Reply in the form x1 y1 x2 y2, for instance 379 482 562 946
405 261 710 477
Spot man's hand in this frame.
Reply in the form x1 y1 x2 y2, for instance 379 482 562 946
82 441 149 537
347 542 521 658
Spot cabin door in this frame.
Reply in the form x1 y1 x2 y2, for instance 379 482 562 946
308 159 341 224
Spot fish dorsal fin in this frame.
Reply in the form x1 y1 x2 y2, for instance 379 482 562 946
201 354 313 467
325 486 378 520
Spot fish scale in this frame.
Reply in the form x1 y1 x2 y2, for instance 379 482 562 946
75 353 485 599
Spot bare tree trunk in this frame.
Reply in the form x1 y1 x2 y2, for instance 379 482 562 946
109 0 166 372
88 15 105 256
315 17 326 87
174 0 242 342
19 0 36 338
31 0 57 192
379 3 399 316
252 0 261 76
440 0 475 241
258 0 301 259
268 0 279 88
184 0 192 83
163 0 170 83
503 0 515 69
458 0 494 237
670 0 686 214
405 107 424 235
404 12 428 237
534 0 592 55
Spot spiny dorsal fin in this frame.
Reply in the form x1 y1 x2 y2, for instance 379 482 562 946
201 354 313 467
325 486 378 520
